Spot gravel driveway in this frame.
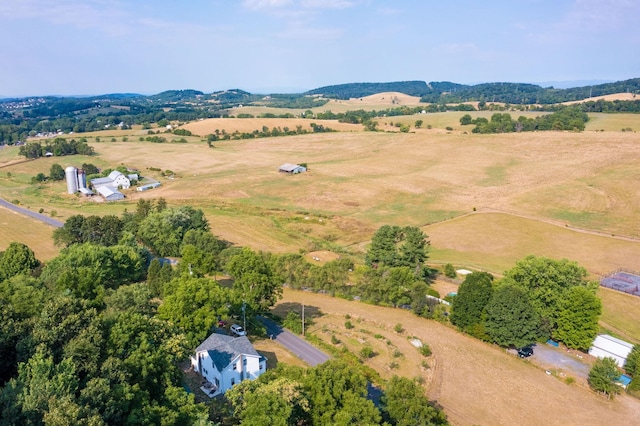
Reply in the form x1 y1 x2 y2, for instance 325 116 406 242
519 342 591 379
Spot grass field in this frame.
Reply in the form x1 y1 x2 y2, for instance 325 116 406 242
0 205 59 261
278 288 640 426
2 110 640 339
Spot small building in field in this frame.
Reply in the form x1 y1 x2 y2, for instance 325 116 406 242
588 334 634 367
191 332 266 397
95 185 125 201
279 163 307 174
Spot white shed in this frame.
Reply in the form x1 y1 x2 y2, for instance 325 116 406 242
588 334 634 367
279 163 307 174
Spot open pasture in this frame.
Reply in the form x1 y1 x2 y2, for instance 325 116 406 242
181 117 362 136
3 119 640 257
279 288 640 426
0 205 59 261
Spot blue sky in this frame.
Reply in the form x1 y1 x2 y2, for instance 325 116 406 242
0 0 638 97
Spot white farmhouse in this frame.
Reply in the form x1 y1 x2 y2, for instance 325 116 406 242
191 333 266 397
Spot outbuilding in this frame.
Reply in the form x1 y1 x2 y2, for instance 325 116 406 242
279 163 307 174
588 334 634 367
95 185 125 201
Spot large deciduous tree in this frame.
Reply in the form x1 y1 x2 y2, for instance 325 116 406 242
450 272 494 338
484 284 539 348
501 255 591 338
588 357 622 399
553 286 601 350
226 248 282 312
381 376 448 425
0 242 40 281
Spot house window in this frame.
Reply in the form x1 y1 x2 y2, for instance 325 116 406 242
232 363 237 370
243 358 247 366
231 379 235 386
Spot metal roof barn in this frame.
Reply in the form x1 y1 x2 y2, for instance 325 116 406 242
588 334 634 367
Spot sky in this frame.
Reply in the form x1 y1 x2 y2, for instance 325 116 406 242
0 0 638 97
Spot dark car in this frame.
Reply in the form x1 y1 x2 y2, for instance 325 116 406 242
518 346 534 358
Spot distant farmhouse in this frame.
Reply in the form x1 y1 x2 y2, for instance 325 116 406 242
279 163 307 174
65 166 139 201
190 332 266 397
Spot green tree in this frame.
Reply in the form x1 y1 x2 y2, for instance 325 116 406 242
484 284 539 348
415 119 423 128
553 286 601 350
381 376 447 425
227 377 310 426
443 263 456 278
624 345 640 390
588 357 622 399
49 163 65 181
460 114 473 125
158 276 233 346
365 225 429 276
502 256 590 337
226 248 282 312
450 272 493 338
0 242 40 281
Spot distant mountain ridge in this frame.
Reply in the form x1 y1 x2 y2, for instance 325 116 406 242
304 78 640 104
2 78 639 106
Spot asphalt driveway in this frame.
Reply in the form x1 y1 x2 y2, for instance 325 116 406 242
258 316 330 366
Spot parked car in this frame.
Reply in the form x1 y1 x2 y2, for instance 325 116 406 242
230 324 246 337
518 346 534 358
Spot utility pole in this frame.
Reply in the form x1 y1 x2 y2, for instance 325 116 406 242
242 301 246 332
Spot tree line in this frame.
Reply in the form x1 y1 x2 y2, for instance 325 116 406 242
460 107 589 133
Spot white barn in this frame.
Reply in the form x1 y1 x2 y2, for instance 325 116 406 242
191 333 266 397
588 334 634 367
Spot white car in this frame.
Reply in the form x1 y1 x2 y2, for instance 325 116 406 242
230 324 246 337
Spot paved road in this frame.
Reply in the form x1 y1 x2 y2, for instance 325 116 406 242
0 197 64 227
258 316 330 366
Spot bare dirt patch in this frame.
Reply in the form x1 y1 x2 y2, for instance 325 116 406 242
279 288 640 426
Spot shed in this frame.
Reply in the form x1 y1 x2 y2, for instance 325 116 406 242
588 334 634 367
279 163 306 174
95 185 125 201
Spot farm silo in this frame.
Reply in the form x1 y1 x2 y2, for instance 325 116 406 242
77 169 87 189
65 166 78 194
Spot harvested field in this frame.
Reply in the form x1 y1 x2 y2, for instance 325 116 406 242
0 205 59 261
181 117 362 136
278 288 640 426
425 212 640 276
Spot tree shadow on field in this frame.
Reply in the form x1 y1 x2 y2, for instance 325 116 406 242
271 302 323 320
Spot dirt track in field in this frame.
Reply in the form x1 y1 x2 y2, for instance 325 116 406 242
278 288 640 426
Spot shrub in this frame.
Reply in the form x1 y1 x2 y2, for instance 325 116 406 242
359 346 375 359
331 334 340 345
394 323 404 333
419 343 432 357
444 263 456 278
389 361 399 369
345 321 354 329
392 349 403 359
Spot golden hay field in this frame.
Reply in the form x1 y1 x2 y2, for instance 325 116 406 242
280 288 640 426
0 206 58 260
182 117 362 136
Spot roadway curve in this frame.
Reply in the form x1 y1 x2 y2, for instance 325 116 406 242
258 316 330 366
0 197 63 228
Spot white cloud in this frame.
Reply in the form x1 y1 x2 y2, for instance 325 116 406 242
0 0 131 36
242 0 293 9
564 0 639 32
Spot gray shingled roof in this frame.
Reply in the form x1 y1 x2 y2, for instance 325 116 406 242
195 333 261 371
